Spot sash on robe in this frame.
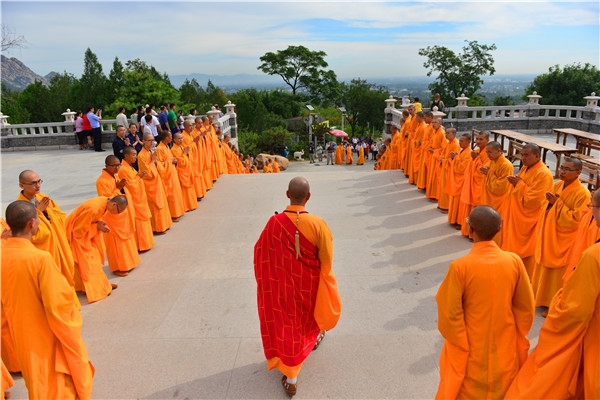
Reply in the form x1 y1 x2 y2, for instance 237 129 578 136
254 213 321 367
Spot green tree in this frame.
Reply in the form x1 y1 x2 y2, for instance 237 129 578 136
0 83 30 123
257 45 339 101
19 80 51 122
107 56 125 104
76 48 108 109
493 95 514 106
257 126 294 154
418 40 497 107
179 78 206 109
339 78 389 135
47 72 78 117
108 69 180 114
523 63 600 106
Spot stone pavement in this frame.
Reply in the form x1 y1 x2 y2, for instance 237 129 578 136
1 150 546 399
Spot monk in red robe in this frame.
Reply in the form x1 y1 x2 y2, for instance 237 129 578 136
120 147 155 251
2 201 94 399
254 177 342 397
436 205 534 400
95 155 140 276
66 196 125 303
505 189 600 399
501 143 554 279
533 157 589 310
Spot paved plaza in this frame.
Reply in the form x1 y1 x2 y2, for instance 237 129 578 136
1 149 546 399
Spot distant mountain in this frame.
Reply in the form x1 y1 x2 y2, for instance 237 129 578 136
1 55 49 90
169 73 285 91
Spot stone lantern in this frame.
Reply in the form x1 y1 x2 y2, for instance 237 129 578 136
385 95 397 110
224 101 236 115
62 108 76 122
0 112 10 137
584 92 600 108
456 94 469 108
206 106 221 123
432 106 446 119
224 101 238 139
527 91 542 105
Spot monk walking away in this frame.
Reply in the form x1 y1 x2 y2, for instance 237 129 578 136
505 189 600 399
2 201 94 399
254 177 342 397
435 205 534 400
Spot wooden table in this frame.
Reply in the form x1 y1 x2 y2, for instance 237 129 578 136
553 128 600 155
490 130 578 177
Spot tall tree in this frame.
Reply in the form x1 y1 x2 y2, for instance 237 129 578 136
76 48 108 109
107 56 125 105
257 45 338 101
19 81 51 123
0 83 30 123
47 72 78 117
419 40 497 106
523 63 600 106
339 78 389 135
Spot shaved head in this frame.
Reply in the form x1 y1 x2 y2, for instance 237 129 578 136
486 141 502 151
5 200 37 235
522 143 541 156
468 205 501 241
105 155 120 165
18 170 36 183
124 146 137 156
143 132 154 141
287 177 311 205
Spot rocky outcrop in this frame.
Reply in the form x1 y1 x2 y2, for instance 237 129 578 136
255 154 290 170
1 55 49 90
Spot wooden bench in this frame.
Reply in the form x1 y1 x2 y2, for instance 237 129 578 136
508 140 524 163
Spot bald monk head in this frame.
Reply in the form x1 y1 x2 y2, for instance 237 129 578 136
467 205 502 242
475 131 490 150
182 120 193 133
5 200 38 237
123 146 137 165
142 133 155 150
445 127 457 141
520 143 541 168
286 177 311 206
459 134 471 149
107 195 128 214
104 155 121 177
559 157 582 186
18 170 43 199
485 141 503 161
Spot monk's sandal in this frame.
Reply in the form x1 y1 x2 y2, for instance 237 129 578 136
281 375 297 397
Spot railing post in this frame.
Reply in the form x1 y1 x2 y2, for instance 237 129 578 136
384 96 398 135
583 92 600 122
224 101 237 139
62 109 76 134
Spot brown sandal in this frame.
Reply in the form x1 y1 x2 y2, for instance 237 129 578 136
281 375 297 397
313 330 326 351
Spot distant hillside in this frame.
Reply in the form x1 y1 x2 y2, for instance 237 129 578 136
1 55 49 90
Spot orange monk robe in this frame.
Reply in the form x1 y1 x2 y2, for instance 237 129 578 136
199 134 214 190
425 126 446 199
505 242 600 400
218 141 228 175
346 146 353 165
66 196 114 303
565 206 600 281
480 153 514 246
447 148 471 225
156 142 186 219
408 120 426 184
335 144 344 164
532 179 589 307
138 148 173 233
208 126 221 181
435 241 534 400
416 124 434 189
183 129 206 198
399 115 413 172
501 160 554 278
357 145 365 165
272 159 281 173
119 160 155 251
437 138 460 210
171 143 198 212
263 163 272 173
95 170 140 273
1 360 13 399
388 134 399 169
1 237 94 399
222 143 238 174
254 205 342 379
0 220 20 375
459 150 490 236
16 192 75 289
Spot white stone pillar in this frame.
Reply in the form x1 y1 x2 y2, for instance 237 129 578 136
527 91 542 105
62 108 76 122
584 92 600 108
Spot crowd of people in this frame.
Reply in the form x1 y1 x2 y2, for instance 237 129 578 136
375 103 598 398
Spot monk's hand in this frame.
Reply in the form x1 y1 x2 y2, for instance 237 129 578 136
97 221 110 233
470 150 479 160
184 146 190 155
507 175 521 187
151 151 158 163
428 147 434 153
479 166 489 175
194 135 201 143
137 170 148 178
1 227 11 240
546 192 559 205
37 196 51 212
449 152 456 160
116 178 127 189
171 157 177 165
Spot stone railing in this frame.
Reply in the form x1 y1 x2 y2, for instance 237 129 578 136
384 93 600 136
0 101 238 150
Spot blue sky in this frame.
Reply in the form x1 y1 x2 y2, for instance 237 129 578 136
2 1 598 81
